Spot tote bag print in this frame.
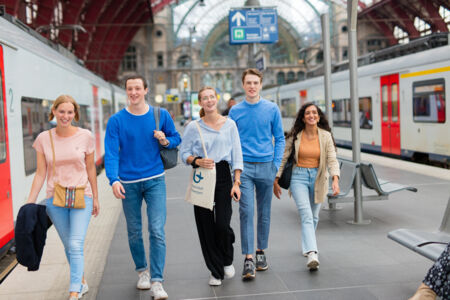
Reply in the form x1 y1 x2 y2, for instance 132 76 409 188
186 167 216 210
185 121 216 211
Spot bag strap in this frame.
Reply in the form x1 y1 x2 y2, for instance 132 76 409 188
48 129 56 178
288 138 296 161
194 121 208 158
153 106 160 130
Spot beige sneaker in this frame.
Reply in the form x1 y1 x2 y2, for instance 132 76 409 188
307 252 319 270
151 281 168 299
137 270 151 290
78 281 89 299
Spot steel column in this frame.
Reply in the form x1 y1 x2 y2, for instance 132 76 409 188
347 0 370 225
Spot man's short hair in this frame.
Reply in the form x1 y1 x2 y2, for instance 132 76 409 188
125 75 148 89
241 68 263 84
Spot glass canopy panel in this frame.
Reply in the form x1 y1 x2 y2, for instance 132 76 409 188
173 0 330 45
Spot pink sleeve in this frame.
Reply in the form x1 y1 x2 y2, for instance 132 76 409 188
32 132 44 153
87 132 95 154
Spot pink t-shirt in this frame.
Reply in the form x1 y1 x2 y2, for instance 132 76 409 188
33 128 95 199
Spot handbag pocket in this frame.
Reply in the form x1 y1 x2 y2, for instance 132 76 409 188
53 183 86 209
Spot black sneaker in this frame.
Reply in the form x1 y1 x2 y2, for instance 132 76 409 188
255 251 268 271
242 259 256 280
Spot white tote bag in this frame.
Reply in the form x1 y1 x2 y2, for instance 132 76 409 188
185 121 216 211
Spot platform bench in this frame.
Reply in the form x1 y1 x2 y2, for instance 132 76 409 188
327 161 418 204
388 198 450 261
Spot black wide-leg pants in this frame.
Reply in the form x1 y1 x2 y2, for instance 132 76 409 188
194 161 235 280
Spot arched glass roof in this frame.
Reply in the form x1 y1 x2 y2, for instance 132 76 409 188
172 0 375 45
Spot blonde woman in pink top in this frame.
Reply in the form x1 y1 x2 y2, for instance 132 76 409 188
26 95 99 300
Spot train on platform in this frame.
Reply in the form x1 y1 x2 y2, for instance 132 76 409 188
0 15 127 257
261 34 450 167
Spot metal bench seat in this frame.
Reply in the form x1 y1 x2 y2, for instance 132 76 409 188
327 160 358 203
388 229 449 261
360 162 418 195
388 198 450 261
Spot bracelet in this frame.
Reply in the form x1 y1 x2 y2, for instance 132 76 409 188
191 156 201 168
234 179 241 186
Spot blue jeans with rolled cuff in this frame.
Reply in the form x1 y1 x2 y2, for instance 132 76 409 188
46 196 93 293
121 176 166 282
290 167 321 255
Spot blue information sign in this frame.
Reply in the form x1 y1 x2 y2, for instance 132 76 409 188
229 8 278 45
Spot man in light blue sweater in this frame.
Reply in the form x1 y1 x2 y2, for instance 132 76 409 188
104 75 180 300
229 69 285 280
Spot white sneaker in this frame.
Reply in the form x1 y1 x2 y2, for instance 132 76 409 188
307 252 319 270
151 281 168 299
137 270 151 290
224 265 235 279
78 281 89 299
208 275 222 286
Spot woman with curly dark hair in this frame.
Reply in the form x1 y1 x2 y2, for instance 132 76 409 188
273 102 340 270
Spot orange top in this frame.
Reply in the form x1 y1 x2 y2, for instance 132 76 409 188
297 133 320 168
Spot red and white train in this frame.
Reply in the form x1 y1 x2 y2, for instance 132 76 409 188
261 35 450 166
0 15 126 256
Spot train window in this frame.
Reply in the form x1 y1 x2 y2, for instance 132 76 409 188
391 83 399 122
102 98 113 130
22 97 53 175
332 99 350 127
280 98 296 118
413 79 446 123
21 97 91 175
382 85 388 122
0 71 6 163
332 97 373 129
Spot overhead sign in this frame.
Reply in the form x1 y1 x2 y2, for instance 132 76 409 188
229 8 278 44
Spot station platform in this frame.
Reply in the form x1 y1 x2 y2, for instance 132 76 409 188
1 149 449 300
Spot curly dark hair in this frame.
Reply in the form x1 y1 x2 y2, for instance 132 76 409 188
287 102 335 147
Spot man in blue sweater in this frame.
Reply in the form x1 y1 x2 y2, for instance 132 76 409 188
104 75 181 299
229 69 285 280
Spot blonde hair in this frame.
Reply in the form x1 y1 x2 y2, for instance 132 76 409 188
198 86 218 118
48 95 80 122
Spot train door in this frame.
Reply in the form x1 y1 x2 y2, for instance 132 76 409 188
380 74 401 155
0 45 14 251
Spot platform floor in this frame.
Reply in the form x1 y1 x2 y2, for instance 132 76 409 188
1 149 449 300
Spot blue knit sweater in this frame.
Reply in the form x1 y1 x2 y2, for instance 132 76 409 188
104 106 181 185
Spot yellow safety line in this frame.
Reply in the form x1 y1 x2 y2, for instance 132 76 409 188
401 66 450 78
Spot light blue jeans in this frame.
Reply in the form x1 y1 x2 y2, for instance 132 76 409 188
290 167 321 255
121 176 166 282
239 161 277 255
46 196 93 293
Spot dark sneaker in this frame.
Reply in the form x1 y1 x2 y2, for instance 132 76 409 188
242 259 256 280
255 251 268 271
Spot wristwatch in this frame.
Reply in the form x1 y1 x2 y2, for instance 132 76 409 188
234 179 241 186
191 156 201 168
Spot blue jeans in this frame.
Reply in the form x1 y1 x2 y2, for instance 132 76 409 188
290 167 321 255
46 196 93 293
239 161 277 255
121 176 166 282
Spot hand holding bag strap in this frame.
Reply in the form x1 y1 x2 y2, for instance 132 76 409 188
194 121 208 158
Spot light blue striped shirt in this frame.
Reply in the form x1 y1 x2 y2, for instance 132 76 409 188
180 118 243 172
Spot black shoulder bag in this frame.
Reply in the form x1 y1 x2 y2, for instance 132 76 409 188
154 107 178 169
278 141 295 190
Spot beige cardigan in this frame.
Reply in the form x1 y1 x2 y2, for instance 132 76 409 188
276 128 340 204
